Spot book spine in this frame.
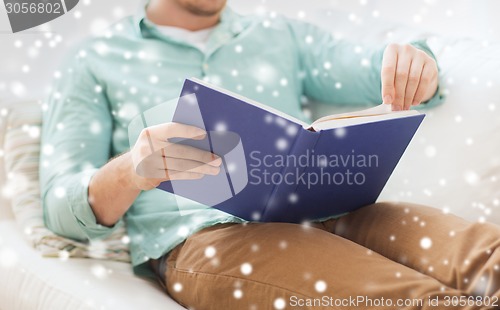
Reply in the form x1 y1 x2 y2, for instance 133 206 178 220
261 128 321 222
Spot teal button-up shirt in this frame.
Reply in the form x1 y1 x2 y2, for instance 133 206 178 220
40 7 443 276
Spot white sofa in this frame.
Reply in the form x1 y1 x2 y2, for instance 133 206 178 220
0 101 185 310
1 9 499 310
0 222 180 310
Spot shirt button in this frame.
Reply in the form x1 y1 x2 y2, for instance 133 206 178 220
202 63 209 71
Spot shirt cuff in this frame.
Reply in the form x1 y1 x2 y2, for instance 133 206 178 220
67 168 121 240
410 39 446 108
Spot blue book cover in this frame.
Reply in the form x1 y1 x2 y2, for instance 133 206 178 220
157 78 425 223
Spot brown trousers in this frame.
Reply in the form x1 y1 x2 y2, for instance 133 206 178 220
150 203 500 309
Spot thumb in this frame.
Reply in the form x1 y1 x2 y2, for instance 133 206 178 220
149 122 207 140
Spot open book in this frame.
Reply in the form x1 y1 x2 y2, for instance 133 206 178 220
157 78 424 223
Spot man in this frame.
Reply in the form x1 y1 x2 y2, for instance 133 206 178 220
40 0 500 309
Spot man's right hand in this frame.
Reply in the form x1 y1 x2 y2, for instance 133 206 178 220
130 122 222 191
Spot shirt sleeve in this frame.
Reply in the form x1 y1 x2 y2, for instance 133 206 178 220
40 46 120 241
286 19 444 107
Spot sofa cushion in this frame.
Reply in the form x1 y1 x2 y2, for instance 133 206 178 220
0 221 183 310
379 38 500 224
309 29 500 225
2 100 130 262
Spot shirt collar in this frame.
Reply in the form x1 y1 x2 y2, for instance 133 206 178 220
132 4 249 40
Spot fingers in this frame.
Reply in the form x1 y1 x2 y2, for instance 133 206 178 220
147 122 207 141
133 122 213 167
162 157 221 175
147 171 206 185
381 43 439 111
132 122 220 186
135 164 209 180
164 143 221 166
135 154 221 179
381 44 398 105
167 171 205 181
140 123 207 156
412 61 435 106
404 52 425 110
393 45 413 111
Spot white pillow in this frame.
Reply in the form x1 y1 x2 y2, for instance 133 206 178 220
379 38 500 224
2 100 130 262
309 35 500 225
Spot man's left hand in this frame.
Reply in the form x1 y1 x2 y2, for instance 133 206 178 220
381 43 438 111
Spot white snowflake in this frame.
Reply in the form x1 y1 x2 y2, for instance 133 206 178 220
275 117 287 127
233 289 243 299
205 246 216 258
275 138 288 151
90 264 108 279
0 248 18 268
274 298 286 310
361 58 370 67
315 280 327 293
10 81 26 97
54 187 66 198
424 145 437 158
240 263 253 275
420 237 432 249
334 127 347 138
90 121 102 134
211 257 220 267
172 282 183 292
252 62 277 84
215 122 227 132
464 171 479 185
149 75 159 84
227 163 237 173
177 226 189 237
58 250 70 261
121 235 130 244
